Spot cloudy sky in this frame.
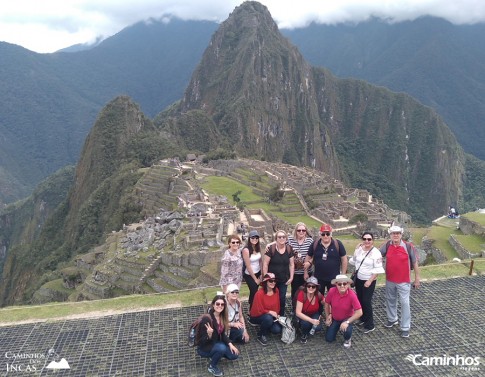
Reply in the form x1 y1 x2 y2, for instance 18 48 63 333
2 0 485 53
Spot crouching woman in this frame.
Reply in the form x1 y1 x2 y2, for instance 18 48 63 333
197 294 239 377
249 273 283 346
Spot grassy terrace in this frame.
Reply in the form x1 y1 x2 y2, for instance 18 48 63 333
1 259 483 326
201 175 320 227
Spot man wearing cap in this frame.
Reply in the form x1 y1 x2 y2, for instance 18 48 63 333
324 274 362 348
303 224 347 295
379 225 420 338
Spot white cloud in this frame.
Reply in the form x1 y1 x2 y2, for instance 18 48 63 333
1 0 485 53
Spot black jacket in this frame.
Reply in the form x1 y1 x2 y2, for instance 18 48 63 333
196 312 231 353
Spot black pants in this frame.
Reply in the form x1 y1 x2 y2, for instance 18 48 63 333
243 271 261 310
291 273 306 306
316 279 332 296
355 278 376 329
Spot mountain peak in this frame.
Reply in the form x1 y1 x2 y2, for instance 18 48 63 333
169 1 340 176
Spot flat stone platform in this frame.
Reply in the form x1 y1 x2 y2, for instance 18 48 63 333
1 276 483 376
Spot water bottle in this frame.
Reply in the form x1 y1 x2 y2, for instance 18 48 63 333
188 328 196 346
309 324 317 335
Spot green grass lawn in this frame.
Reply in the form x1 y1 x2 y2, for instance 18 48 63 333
453 234 485 253
462 212 485 226
427 225 460 259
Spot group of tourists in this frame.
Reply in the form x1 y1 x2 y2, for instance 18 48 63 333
197 222 420 376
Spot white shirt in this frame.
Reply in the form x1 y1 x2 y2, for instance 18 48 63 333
244 251 262 275
350 246 385 280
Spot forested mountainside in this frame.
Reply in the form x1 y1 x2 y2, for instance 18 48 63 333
0 1 484 306
2 7 485 205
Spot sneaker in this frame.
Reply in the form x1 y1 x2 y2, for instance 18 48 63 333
384 320 398 328
401 330 410 338
208 364 223 377
343 338 352 348
257 335 268 346
300 334 308 344
354 320 365 326
363 327 375 334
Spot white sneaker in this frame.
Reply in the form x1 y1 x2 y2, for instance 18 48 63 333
343 338 352 348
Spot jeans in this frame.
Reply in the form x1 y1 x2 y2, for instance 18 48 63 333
298 312 322 335
355 278 376 329
385 281 412 331
197 342 238 367
250 313 282 336
276 281 288 316
243 271 261 310
228 327 245 344
325 319 353 342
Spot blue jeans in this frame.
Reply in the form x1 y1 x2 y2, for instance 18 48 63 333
298 312 322 335
229 327 245 344
385 281 412 331
250 313 282 336
276 281 288 316
325 319 353 342
197 342 238 367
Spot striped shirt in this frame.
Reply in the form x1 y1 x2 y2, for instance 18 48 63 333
288 236 314 274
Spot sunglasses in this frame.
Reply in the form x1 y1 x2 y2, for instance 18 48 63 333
391 232 401 235
297 229 306 232
231 241 240 244
230 291 239 294
267 279 276 283
214 302 225 307
250 236 259 240
362 237 373 241
277 235 286 239
337 282 348 287
306 285 317 289
321 232 331 236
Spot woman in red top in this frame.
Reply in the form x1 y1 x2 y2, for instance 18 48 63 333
249 273 283 346
295 276 324 343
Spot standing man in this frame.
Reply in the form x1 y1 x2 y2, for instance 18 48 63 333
303 224 347 295
380 225 420 338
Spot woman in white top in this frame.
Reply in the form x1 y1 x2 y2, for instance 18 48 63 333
225 284 249 343
349 231 385 333
242 230 262 310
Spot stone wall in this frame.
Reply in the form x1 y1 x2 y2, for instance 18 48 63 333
449 235 483 259
459 216 485 236
422 237 447 264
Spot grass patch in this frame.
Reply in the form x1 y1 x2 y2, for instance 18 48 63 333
453 234 485 253
427 225 461 260
201 176 261 202
408 227 427 245
461 212 485 226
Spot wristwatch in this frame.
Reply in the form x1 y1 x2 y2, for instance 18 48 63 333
345 320 350 324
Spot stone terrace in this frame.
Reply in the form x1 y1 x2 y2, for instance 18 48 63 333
1 276 483 376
